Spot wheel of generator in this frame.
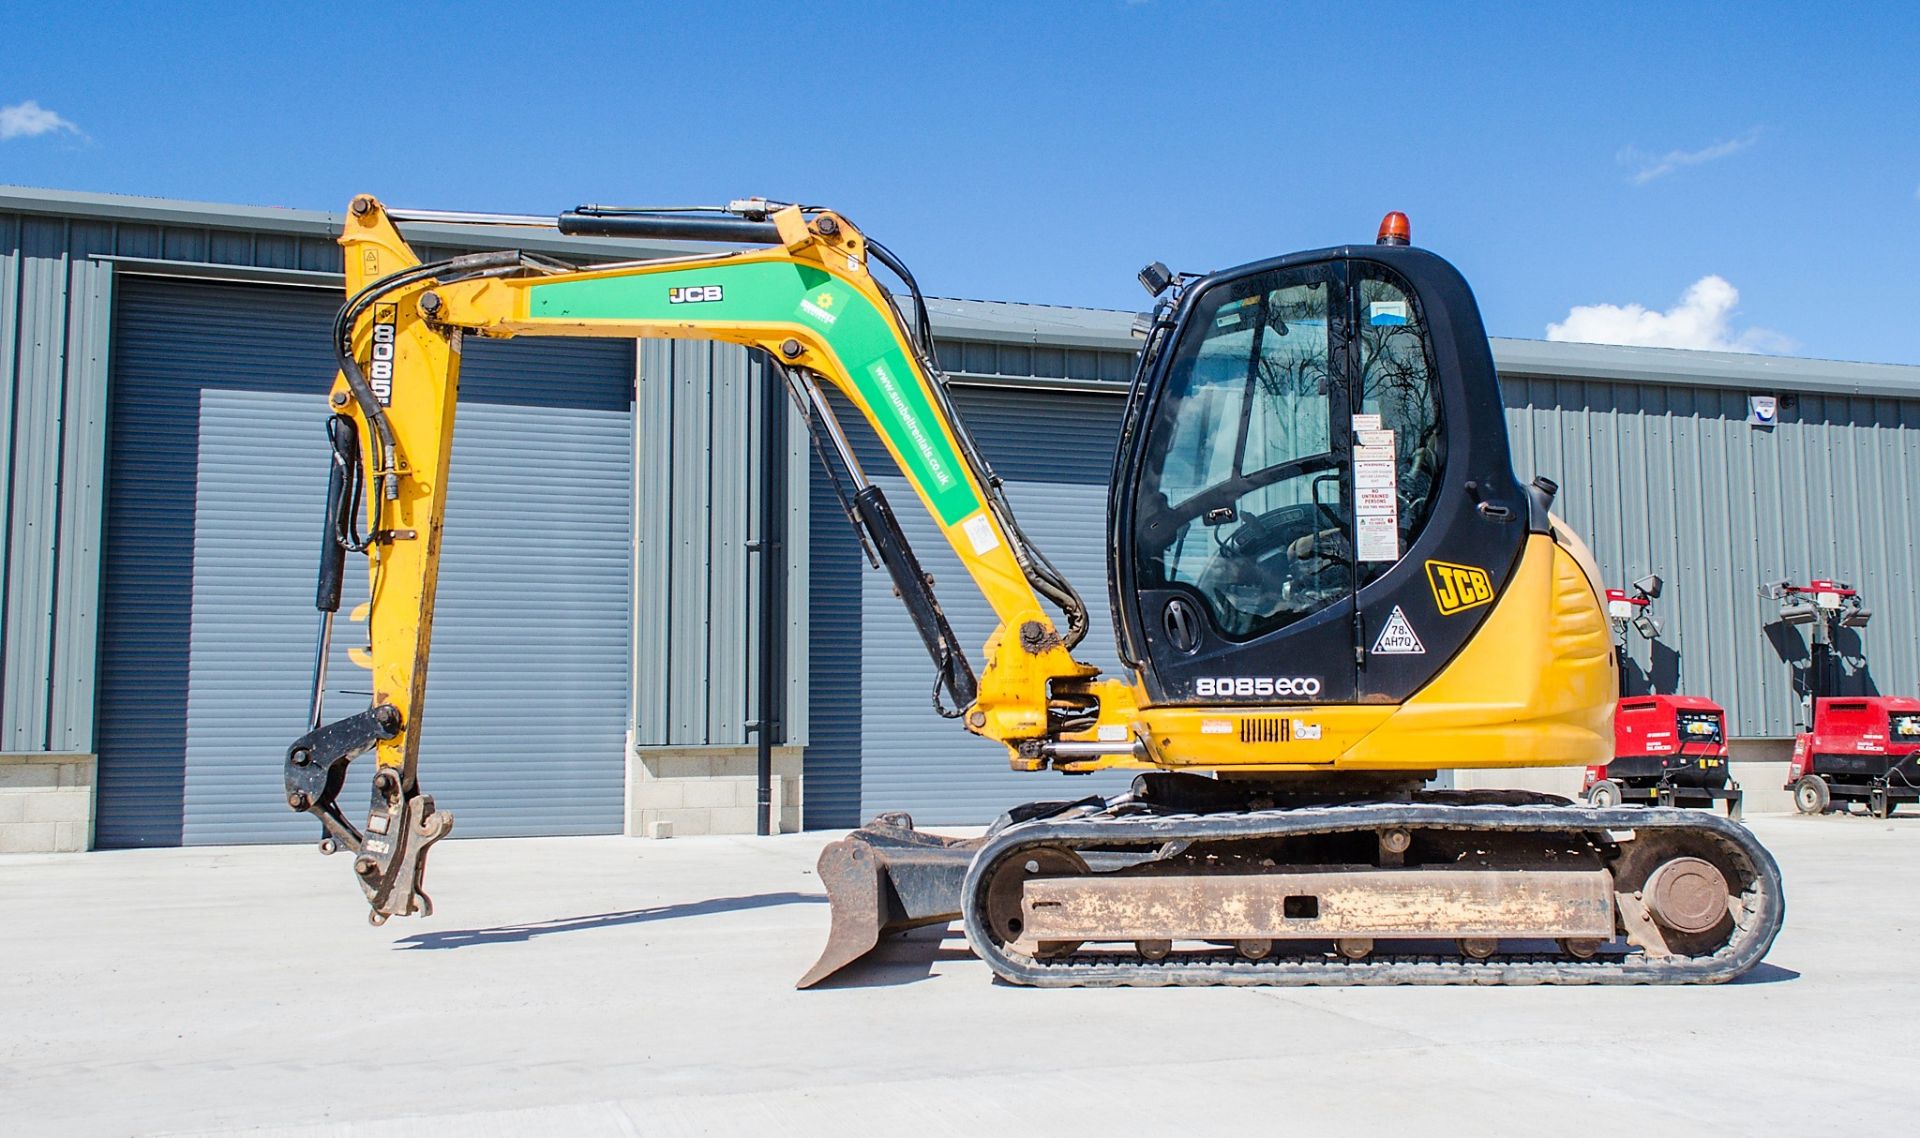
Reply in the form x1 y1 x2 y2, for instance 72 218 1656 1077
1586 780 1623 809
1458 938 1497 960
1236 938 1274 961
982 846 1087 958
1335 937 1374 961
1792 776 1831 815
1137 939 1173 961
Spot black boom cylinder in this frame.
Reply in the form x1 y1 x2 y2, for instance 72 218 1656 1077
316 414 355 613
558 211 784 245
853 484 979 711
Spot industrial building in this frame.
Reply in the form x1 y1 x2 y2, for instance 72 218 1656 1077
3 185 1917 852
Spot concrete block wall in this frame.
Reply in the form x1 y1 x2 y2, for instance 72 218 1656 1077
0 754 96 853
627 746 803 838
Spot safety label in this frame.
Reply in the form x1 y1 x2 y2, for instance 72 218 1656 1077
1352 426 1399 562
961 512 1000 556
1356 514 1399 562
1356 486 1396 515
1353 454 1397 488
1371 606 1425 655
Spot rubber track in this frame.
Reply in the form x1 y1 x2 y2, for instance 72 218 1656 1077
959 803 1784 987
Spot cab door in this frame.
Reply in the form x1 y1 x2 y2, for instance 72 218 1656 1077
1120 259 1358 705
1343 256 1530 702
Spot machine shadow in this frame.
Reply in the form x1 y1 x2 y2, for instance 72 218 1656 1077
392 891 827 950
1731 961 1801 985
806 924 975 989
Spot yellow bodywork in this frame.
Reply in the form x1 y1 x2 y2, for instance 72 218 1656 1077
331 195 1613 790
1116 533 1614 774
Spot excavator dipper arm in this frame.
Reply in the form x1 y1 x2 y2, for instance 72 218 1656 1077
284 196 1137 925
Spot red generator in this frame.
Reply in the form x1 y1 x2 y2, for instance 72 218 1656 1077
1582 575 1742 816
1761 578 1920 817
1586 695 1740 815
1786 696 1920 817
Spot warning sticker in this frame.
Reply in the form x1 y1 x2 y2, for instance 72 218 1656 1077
1353 456 1397 489
1351 413 1382 432
1356 486 1396 515
960 512 1001 556
1371 606 1425 655
1356 514 1400 562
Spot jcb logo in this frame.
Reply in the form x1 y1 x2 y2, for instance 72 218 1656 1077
668 285 724 304
1426 560 1493 615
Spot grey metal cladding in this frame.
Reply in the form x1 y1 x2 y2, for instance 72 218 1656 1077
0 190 683 757
97 278 633 846
1503 376 1920 739
631 340 811 751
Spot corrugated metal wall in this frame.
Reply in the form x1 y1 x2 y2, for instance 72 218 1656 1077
1503 375 1920 738
8 189 1920 841
932 337 1137 388
1 209 345 753
631 341 810 750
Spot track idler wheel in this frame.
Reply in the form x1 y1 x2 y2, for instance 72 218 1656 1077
1610 830 1743 959
983 846 1088 960
1645 857 1731 937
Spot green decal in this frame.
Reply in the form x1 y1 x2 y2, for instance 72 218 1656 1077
529 262 979 525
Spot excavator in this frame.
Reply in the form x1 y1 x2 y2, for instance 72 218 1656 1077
283 195 1783 986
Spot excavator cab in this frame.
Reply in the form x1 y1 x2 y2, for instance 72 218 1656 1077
1114 241 1532 709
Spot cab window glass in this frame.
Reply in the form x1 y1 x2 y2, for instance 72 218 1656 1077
1355 268 1445 580
1137 267 1347 639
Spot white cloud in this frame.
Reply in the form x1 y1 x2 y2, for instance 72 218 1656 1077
0 100 80 142
1546 275 1792 354
1619 127 1760 185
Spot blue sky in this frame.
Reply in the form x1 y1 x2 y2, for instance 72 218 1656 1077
5 2 1917 363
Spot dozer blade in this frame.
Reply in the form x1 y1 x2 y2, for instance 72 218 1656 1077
797 813 977 989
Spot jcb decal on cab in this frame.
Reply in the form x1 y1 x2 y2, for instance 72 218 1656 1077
668 285 724 304
1426 559 1493 615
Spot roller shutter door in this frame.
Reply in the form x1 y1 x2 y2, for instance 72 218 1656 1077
805 386 1134 827
96 278 633 846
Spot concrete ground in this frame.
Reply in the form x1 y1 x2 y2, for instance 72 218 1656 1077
2 813 1916 1137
